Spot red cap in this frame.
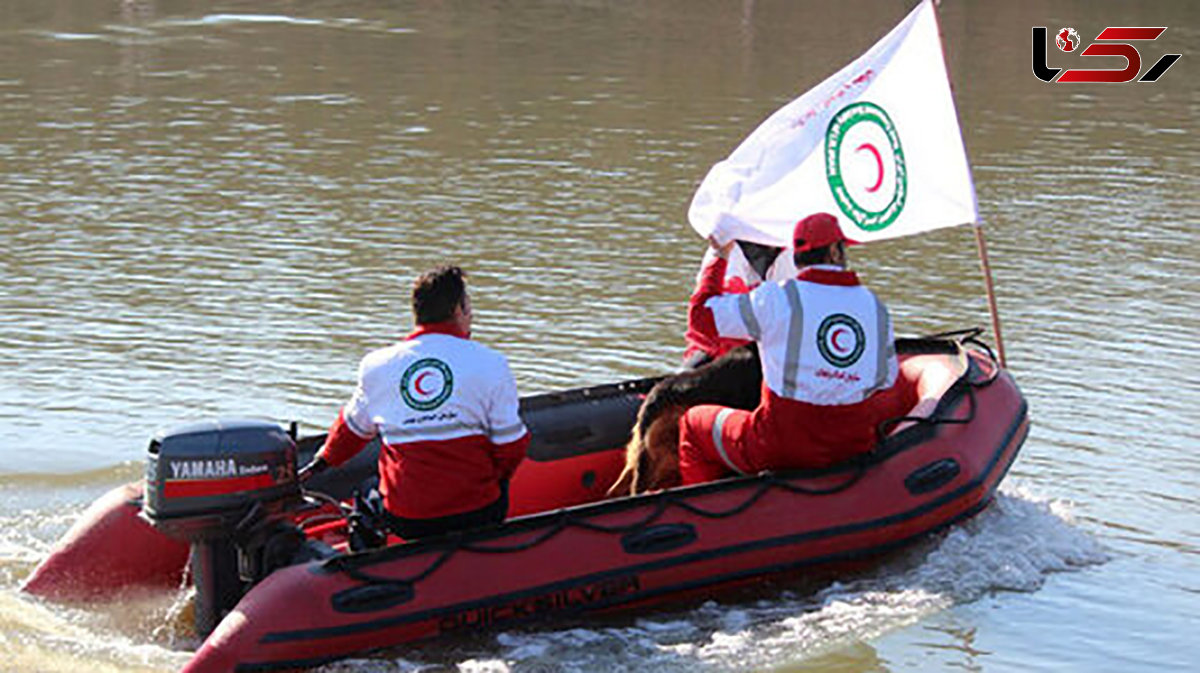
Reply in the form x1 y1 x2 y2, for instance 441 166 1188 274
792 213 846 252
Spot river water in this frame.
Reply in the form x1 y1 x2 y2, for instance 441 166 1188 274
1 1 1196 671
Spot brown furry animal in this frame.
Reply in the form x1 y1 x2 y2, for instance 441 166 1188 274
609 345 763 495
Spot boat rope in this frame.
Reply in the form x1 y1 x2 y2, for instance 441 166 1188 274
323 461 873 587
323 464 871 588
875 331 1001 438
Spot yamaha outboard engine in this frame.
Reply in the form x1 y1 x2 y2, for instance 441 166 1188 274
141 419 323 637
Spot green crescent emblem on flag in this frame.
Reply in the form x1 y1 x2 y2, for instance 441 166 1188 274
825 102 907 232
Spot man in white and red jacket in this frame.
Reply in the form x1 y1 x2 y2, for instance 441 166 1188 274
678 213 913 484
300 265 530 539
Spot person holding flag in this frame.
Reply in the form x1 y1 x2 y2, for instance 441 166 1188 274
677 213 913 484
675 0 999 484
683 239 796 368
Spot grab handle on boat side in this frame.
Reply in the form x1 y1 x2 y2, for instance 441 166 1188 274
331 582 415 614
621 523 697 555
904 458 962 495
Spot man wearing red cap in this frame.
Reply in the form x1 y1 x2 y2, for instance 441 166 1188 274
677 213 912 483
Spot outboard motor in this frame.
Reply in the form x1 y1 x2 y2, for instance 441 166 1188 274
141 419 326 637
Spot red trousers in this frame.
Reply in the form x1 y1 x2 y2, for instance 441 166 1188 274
678 405 756 483
678 385 912 484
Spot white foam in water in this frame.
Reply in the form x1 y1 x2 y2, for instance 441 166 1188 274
0 500 198 672
0 589 193 672
0 507 88 587
324 485 1108 673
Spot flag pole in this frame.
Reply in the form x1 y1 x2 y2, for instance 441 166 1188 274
973 223 1007 368
931 0 1008 368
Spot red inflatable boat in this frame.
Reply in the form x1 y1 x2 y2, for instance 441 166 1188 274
23 332 1027 672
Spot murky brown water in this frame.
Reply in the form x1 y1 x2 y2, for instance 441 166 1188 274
2 1 1197 671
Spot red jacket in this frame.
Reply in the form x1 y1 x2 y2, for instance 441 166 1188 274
684 258 755 361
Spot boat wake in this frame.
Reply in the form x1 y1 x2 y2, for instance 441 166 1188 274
0 500 192 673
316 484 1109 673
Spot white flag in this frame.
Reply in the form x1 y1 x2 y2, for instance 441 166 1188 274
689 0 977 247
